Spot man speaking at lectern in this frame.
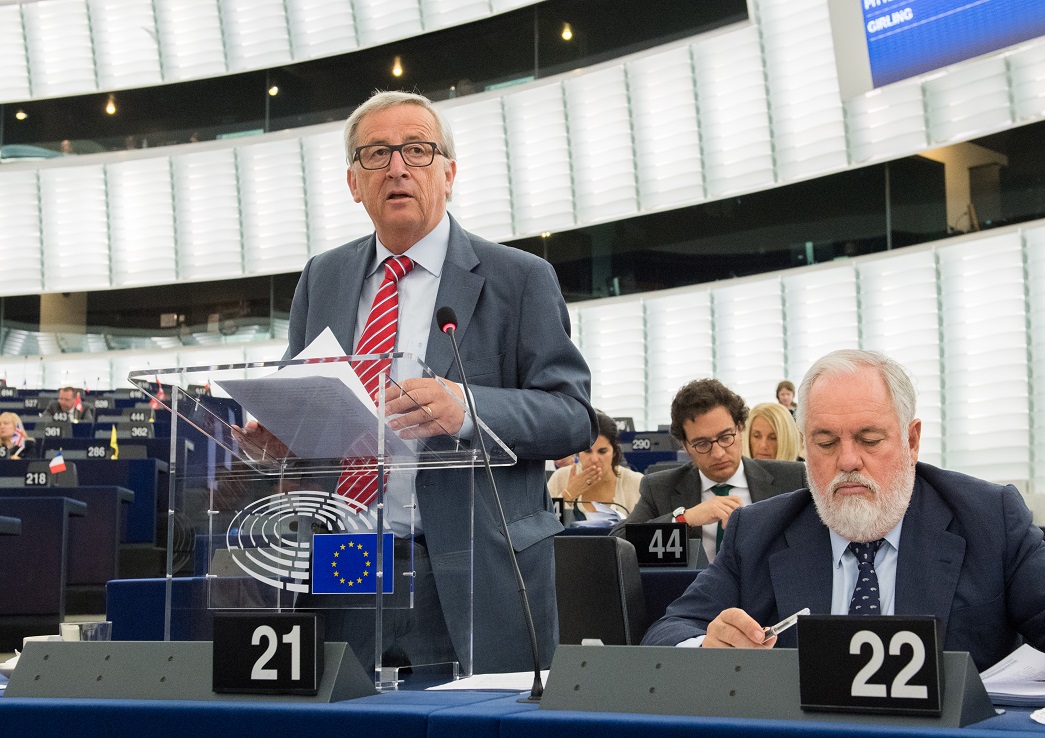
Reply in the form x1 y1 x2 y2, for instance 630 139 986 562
642 349 1045 670
276 91 595 673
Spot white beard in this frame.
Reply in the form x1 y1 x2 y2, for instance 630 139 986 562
809 451 915 542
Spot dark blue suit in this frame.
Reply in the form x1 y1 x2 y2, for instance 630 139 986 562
286 214 596 672
641 462 1045 670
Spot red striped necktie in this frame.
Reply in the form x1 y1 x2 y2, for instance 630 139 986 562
337 255 415 507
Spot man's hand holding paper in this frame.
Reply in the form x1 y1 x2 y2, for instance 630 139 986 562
386 377 466 438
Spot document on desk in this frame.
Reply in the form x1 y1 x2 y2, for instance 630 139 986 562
979 644 1045 707
217 328 410 460
426 670 550 691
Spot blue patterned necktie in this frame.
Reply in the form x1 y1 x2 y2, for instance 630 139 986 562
848 539 884 615
710 483 733 551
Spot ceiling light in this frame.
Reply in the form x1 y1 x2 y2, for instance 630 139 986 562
561 23 573 41
105 94 116 115
15 109 27 121
392 55 403 78
268 85 279 96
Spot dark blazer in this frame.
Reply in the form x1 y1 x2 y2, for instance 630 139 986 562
285 214 596 672
41 401 94 423
641 462 1045 671
610 458 806 538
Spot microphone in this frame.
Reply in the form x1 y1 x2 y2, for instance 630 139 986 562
436 306 545 702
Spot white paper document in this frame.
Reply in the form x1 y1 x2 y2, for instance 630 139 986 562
217 328 411 459
980 644 1045 706
426 670 549 691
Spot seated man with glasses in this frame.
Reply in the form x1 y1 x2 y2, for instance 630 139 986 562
611 379 805 565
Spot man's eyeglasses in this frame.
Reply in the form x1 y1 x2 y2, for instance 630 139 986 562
352 141 442 170
687 430 738 454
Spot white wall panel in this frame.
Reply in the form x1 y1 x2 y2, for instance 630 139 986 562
565 68 639 223
286 0 359 57
238 140 308 274
108 157 178 288
155 0 227 82
693 27 775 197
352 0 423 47
858 249 943 465
443 98 514 241
172 150 242 281
925 58 1013 145
89 0 163 90
0 171 43 294
23 0 97 98
222 0 294 71
713 280 785 406
939 235 1029 481
424 0 491 29
628 46 704 210
783 265 859 387
40 165 110 291
505 85 575 235
845 82 927 164
300 129 374 255
579 302 647 422
645 291 713 430
1010 43 1045 122
0 6 32 101
756 0 847 181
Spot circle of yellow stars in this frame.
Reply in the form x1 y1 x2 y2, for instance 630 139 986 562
331 541 372 587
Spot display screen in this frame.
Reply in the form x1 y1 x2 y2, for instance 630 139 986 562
830 0 1045 98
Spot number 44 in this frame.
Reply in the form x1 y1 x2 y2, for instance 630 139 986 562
649 527 683 559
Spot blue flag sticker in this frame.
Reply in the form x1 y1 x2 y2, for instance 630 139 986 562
310 533 394 594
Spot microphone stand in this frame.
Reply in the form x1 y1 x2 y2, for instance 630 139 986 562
441 318 545 702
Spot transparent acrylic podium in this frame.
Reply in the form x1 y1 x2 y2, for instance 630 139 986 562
129 353 516 689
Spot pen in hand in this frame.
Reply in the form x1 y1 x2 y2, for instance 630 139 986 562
762 607 810 639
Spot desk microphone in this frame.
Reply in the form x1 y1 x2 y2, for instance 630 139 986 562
437 306 544 702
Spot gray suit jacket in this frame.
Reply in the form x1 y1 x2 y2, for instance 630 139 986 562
641 463 1045 671
285 214 596 672
610 457 806 539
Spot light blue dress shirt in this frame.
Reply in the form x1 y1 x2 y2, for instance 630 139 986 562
828 520 903 616
353 214 471 536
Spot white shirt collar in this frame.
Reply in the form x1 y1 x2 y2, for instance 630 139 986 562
698 461 749 493
370 212 450 279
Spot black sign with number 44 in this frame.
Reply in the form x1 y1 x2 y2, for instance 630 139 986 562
798 615 943 717
213 613 325 695
624 522 689 567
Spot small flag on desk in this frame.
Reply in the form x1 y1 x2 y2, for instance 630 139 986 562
310 533 394 595
149 377 166 412
109 424 119 460
74 392 84 413
49 452 67 474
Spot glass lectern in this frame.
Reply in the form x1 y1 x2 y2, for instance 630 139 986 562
129 353 515 688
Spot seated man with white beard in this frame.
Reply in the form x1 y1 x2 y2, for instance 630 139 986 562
641 349 1045 671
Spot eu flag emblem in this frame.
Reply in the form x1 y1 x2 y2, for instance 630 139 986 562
310 533 394 594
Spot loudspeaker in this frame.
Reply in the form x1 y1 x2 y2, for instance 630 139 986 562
5 640 376 702
541 646 995 728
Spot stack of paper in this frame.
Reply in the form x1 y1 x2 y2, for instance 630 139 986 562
979 644 1045 707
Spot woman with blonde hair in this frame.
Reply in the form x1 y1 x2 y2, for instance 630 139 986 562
744 402 802 461
0 411 34 459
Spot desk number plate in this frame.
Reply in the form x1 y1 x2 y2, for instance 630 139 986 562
624 522 689 567
213 613 325 695
798 615 942 717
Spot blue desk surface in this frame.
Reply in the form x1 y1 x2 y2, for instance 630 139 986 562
0 688 1042 738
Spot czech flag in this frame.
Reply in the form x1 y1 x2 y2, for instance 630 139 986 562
75 392 84 413
49 452 67 474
